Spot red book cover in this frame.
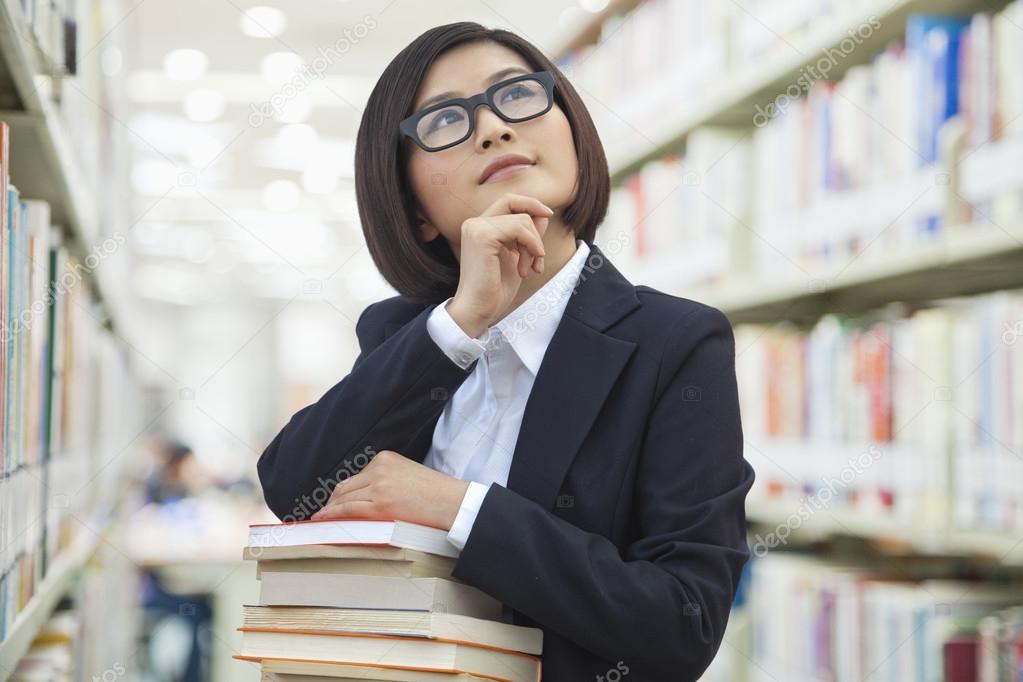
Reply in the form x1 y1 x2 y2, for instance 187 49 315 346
625 173 646 258
942 634 978 682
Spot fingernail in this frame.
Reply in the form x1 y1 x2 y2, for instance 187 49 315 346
537 256 545 271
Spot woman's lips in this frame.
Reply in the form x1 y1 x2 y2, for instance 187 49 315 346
481 163 533 184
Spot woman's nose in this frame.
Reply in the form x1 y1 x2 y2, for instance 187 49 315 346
474 106 514 147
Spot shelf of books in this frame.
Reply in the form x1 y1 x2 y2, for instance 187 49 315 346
562 0 1023 679
0 0 144 679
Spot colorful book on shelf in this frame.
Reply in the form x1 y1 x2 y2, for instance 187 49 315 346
906 13 971 236
247 518 460 559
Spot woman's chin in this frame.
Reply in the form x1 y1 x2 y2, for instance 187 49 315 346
476 169 548 197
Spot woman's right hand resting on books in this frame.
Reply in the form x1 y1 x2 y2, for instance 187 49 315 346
309 449 470 531
444 192 552 338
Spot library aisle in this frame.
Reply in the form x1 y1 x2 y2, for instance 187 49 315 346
1 0 1022 680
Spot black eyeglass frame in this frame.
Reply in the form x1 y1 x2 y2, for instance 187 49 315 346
399 70 556 152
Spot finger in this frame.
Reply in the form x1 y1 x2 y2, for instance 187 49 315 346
314 486 373 519
493 214 544 260
519 221 544 278
481 193 554 219
326 475 370 504
532 216 549 273
312 499 377 521
329 484 374 507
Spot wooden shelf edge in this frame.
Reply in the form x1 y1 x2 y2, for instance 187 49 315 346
0 524 105 680
654 220 1023 324
746 499 1023 565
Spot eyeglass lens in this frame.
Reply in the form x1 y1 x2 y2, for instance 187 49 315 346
415 77 550 150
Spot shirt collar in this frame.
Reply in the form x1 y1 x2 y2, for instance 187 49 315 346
487 239 591 375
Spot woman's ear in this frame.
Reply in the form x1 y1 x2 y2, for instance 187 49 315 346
416 213 441 243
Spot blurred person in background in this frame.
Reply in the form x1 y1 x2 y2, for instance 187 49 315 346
137 437 213 682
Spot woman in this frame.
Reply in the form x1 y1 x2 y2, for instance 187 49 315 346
257 22 755 682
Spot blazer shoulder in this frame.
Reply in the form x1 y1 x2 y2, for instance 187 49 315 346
357 295 431 338
633 284 731 333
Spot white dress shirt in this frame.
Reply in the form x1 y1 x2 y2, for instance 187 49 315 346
424 239 591 552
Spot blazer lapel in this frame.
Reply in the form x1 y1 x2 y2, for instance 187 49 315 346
504 243 641 511
377 242 642 511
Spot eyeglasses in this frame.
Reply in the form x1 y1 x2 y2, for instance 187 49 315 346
400 70 556 152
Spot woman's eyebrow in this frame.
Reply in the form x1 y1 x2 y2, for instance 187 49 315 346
416 66 531 110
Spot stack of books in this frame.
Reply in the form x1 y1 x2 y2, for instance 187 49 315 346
236 517 543 681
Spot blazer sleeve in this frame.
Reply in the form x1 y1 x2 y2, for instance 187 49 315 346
448 305 755 681
257 301 478 521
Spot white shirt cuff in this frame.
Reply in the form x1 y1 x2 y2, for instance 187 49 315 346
446 481 491 552
427 297 489 370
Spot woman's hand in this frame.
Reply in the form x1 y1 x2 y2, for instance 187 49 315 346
309 450 471 531
446 192 553 337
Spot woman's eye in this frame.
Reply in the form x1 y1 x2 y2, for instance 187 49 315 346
425 108 464 132
500 85 534 103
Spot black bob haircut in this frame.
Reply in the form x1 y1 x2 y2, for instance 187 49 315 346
354 21 611 305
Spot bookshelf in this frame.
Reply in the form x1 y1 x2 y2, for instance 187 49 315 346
564 0 1023 678
577 0 1017 183
549 0 642 62
0 0 118 331
0 501 120 670
0 0 143 679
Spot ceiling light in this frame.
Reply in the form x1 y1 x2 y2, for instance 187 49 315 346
163 48 208 80
131 159 178 195
302 154 341 194
276 94 311 123
262 179 301 211
578 0 609 12
185 133 226 169
184 90 226 122
261 51 304 82
275 123 318 152
240 6 287 38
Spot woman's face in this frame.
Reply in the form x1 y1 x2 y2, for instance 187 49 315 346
405 42 579 260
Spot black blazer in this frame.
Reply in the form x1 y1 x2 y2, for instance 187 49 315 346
257 242 755 681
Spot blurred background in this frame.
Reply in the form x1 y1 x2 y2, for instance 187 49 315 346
1 0 1022 680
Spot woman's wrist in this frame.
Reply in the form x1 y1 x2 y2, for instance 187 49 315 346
445 297 491 340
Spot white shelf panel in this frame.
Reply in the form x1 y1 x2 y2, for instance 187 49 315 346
671 221 1023 324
